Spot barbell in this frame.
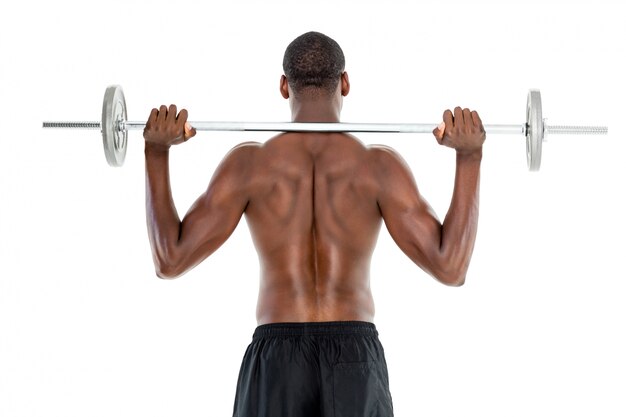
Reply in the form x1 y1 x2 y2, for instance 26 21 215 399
42 85 608 170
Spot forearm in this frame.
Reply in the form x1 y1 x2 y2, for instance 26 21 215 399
144 144 182 276
438 150 482 284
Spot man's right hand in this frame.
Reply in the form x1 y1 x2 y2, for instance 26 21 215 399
432 107 486 154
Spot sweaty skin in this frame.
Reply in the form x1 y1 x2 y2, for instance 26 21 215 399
143 73 485 325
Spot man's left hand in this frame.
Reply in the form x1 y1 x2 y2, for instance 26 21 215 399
143 104 196 150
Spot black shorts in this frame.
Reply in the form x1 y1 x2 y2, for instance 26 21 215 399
232 321 394 417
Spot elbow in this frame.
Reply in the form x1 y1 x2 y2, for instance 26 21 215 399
432 265 468 287
440 273 466 287
155 267 182 280
430 252 471 287
153 254 184 280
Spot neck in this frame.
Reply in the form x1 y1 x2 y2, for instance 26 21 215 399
290 97 341 123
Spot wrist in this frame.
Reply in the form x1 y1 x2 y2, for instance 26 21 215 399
145 141 171 154
456 148 483 162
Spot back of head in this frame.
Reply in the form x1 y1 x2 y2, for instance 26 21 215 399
283 32 345 97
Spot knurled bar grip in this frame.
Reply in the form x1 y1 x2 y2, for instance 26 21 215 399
544 125 608 135
42 85 608 170
43 122 102 129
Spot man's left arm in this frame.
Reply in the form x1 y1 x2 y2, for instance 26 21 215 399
143 105 253 279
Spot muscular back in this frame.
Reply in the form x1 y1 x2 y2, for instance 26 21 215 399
144 105 482 325
243 133 383 325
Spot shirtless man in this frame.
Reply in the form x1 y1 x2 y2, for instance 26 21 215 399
143 32 485 417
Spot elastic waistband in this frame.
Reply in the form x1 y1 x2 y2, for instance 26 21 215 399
253 321 378 340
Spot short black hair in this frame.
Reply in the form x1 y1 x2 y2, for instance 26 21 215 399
282 31 345 96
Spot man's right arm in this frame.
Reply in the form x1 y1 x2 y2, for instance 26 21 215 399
375 107 485 286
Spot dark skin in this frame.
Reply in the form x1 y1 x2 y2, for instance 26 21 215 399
144 72 485 325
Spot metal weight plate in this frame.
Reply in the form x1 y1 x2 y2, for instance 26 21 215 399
101 85 128 167
526 89 543 171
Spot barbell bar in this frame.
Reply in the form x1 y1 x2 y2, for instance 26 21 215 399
42 85 608 170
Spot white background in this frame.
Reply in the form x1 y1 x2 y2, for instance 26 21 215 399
1 1 624 416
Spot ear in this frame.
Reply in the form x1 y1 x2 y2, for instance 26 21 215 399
341 72 350 97
280 75 290 99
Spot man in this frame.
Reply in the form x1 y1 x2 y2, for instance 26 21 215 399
143 32 485 417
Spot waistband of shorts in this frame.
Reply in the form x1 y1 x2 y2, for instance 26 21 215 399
253 321 378 339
